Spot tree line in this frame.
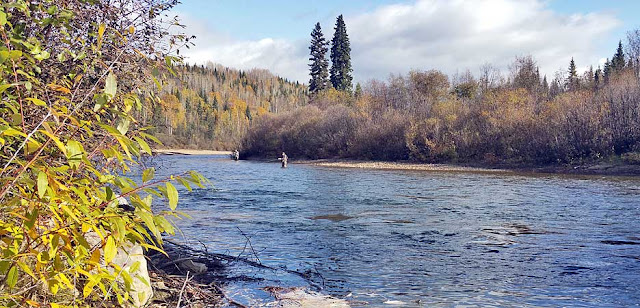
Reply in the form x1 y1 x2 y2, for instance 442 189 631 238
242 30 640 166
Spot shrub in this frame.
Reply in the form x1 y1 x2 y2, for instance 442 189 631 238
0 1 205 306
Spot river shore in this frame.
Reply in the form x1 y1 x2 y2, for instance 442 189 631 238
294 159 640 177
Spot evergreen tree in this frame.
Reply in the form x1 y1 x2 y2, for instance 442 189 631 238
603 58 611 83
330 15 353 91
567 57 578 90
308 22 329 94
354 82 363 98
612 40 625 72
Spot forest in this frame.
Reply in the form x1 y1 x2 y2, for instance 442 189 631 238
144 63 308 149
242 19 640 166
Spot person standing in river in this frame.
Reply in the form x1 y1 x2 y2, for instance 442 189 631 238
279 152 288 168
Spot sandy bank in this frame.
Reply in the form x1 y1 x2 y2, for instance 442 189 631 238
154 149 232 155
296 159 640 177
301 160 511 174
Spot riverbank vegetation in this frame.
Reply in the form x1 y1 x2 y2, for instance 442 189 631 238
243 24 640 167
0 0 207 306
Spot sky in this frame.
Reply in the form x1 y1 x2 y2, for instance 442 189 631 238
171 0 640 84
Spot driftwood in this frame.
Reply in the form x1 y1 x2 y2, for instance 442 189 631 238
146 238 326 307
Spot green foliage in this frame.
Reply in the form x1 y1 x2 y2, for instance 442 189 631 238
330 15 353 92
0 0 207 306
309 22 330 94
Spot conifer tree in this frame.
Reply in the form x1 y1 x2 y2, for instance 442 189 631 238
330 15 353 91
354 82 363 98
594 67 602 90
612 40 626 72
567 57 578 90
604 58 611 83
308 22 329 94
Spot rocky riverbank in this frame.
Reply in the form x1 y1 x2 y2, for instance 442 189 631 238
146 240 351 307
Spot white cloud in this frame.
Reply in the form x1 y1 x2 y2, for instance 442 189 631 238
173 12 308 82
348 0 621 81
177 0 622 84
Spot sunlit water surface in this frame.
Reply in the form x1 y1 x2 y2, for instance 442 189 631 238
154 155 640 307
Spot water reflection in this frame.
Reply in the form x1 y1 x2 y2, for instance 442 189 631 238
156 155 640 307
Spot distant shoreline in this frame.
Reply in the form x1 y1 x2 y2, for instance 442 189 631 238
153 149 232 155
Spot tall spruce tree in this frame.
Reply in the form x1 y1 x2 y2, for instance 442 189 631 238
567 57 578 90
330 15 353 91
308 22 329 94
612 40 626 72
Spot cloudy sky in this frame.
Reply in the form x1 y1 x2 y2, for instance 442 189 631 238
173 0 639 84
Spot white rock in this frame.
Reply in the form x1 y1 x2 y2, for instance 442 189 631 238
270 288 350 308
180 259 208 274
84 232 153 307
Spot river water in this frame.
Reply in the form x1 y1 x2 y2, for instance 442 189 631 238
155 155 640 307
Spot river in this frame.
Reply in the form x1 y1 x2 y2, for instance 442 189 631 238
155 154 640 307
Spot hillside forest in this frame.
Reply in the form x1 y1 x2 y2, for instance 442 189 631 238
146 63 308 149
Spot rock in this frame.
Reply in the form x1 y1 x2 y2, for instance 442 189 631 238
113 241 153 307
179 259 208 274
84 233 152 306
268 288 350 308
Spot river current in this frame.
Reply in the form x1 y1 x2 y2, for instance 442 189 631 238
155 155 640 307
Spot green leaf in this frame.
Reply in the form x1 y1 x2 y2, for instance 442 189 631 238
142 167 154 183
0 11 6 26
66 140 84 168
134 136 151 155
105 186 113 201
0 83 13 94
37 171 48 198
137 211 159 239
6 266 17 288
93 93 107 112
104 72 117 98
39 129 66 156
104 236 116 264
26 97 47 107
116 117 130 135
166 182 178 211
177 177 192 192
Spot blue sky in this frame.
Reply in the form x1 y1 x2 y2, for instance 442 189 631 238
174 0 640 83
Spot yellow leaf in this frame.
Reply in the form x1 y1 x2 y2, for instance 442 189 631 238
83 279 97 298
89 247 101 265
104 236 116 264
37 171 48 198
39 129 67 156
48 83 71 94
166 182 178 211
98 24 106 40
